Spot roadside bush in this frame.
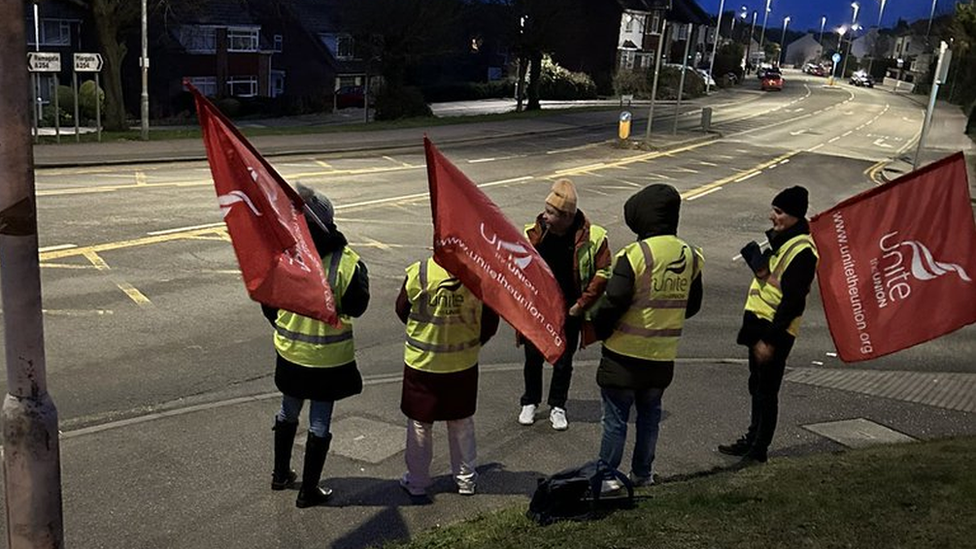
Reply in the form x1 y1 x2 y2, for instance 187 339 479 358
421 80 513 103
374 85 432 120
538 55 598 100
613 70 649 97
612 66 705 100
216 97 242 118
78 80 104 121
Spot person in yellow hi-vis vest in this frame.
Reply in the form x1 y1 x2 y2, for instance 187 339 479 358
719 186 818 464
263 184 370 508
395 257 499 498
517 179 612 431
590 184 703 488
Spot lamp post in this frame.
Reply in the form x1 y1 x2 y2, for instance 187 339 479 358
834 25 847 83
758 0 772 57
867 0 886 75
706 0 726 94
819 16 827 44
841 23 860 80
926 0 937 39
780 16 790 66
746 10 757 70
140 0 149 141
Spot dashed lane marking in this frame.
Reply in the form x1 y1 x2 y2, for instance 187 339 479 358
687 187 721 201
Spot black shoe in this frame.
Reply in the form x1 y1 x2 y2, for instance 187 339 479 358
272 470 297 491
717 437 752 457
296 485 334 508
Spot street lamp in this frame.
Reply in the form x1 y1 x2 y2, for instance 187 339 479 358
745 10 757 71
927 0 938 38
878 0 887 27
759 0 772 56
706 0 727 94
140 0 149 140
835 25 847 81
819 15 827 44
780 16 790 66
852 2 860 27
841 23 860 80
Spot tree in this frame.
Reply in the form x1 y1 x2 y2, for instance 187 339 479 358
90 0 142 131
949 1 976 115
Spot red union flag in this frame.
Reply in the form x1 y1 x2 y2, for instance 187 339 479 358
188 83 338 326
424 137 567 363
810 152 976 362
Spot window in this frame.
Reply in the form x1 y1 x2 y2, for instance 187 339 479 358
271 71 285 98
187 76 217 97
180 26 216 53
320 33 355 60
228 28 259 52
678 25 689 40
227 76 258 97
29 20 72 46
273 34 283 52
650 14 662 35
625 15 634 33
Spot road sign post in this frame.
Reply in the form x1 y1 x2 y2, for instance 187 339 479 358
73 53 103 142
830 52 841 85
3 4 66 548
27 52 61 143
914 42 952 169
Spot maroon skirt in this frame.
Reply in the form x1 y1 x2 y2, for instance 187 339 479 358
400 363 478 423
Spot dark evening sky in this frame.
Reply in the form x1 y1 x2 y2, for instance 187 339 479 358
699 0 959 34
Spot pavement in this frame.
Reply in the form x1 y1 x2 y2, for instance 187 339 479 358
12 86 976 548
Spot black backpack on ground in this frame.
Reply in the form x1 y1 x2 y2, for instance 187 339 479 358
526 460 635 525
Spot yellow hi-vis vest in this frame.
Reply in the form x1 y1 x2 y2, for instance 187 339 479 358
273 247 360 368
604 236 703 361
404 258 483 374
523 223 610 292
744 233 819 337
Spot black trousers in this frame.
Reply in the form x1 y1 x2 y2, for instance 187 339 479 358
521 318 580 410
746 338 794 452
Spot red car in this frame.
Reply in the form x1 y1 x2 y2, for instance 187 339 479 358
761 71 784 91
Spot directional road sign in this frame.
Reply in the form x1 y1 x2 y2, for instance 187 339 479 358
73 53 104 73
27 52 61 72
832 53 841 64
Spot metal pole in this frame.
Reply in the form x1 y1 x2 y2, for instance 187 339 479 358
73 71 79 142
674 24 693 135
53 75 60 143
706 0 726 94
96 72 102 142
914 41 951 169
746 11 756 70
32 2 41 142
759 0 771 57
645 18 667 142
926 0 938 39
819 16 826 44
0 3 66 548
140 0 149 140
780 17 790 65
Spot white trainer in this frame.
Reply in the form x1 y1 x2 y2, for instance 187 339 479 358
518 404 537 425
549 407 568 431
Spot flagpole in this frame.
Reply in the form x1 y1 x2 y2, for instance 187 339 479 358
0 3 66 548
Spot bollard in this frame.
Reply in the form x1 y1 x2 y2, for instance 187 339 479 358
618 111 632 141
701 107 712 132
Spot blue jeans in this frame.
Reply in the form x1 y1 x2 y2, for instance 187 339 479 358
598 386 664 479
276 395 335 438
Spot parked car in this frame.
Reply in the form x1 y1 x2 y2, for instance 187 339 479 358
696 68 717 88
849 71 874 87
761 71 783 91
334 85 366 109
757 64 775 79
804 64 827 77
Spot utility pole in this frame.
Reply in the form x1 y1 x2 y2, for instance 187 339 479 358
759 0 772 59
706 0 726 94
140 0 149 141
0 3 66 549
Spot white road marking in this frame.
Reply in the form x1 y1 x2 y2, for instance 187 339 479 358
828 136 840 143
39 244 77 252
808 144 825 151
468 157 497 163
148 222 225 236
734 171 761 182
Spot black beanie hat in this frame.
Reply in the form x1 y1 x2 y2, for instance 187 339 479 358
772 186 809 218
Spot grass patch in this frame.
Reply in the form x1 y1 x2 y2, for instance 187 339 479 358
35 106 620 145
383 437 976 549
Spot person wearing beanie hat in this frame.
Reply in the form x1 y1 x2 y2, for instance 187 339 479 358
589 183 704 489
718 185 819 465
262 185 371 508
517 178 612 431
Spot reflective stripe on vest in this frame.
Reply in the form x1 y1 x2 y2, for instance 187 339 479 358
744 234 818 337
273 248 359 368
604 236 703 361
404 258 483 374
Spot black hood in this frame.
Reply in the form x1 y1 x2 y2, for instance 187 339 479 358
623 184 681 239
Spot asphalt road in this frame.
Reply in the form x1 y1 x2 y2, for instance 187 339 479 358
9 71 973 430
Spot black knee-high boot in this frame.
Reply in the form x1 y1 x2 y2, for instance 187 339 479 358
296 432 333 508
272 420 299 490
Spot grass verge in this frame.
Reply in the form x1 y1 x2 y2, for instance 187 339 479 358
384 437 976 549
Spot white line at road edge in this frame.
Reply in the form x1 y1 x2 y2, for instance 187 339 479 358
54 358 746 441
148 222 224 236
39 244 77 252
687 187 722 201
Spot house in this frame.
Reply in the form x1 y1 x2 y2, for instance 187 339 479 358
613 0 711 74
784 33 823 67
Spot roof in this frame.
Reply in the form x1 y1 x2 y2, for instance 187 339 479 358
280 0 339 34
169 0 258 27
